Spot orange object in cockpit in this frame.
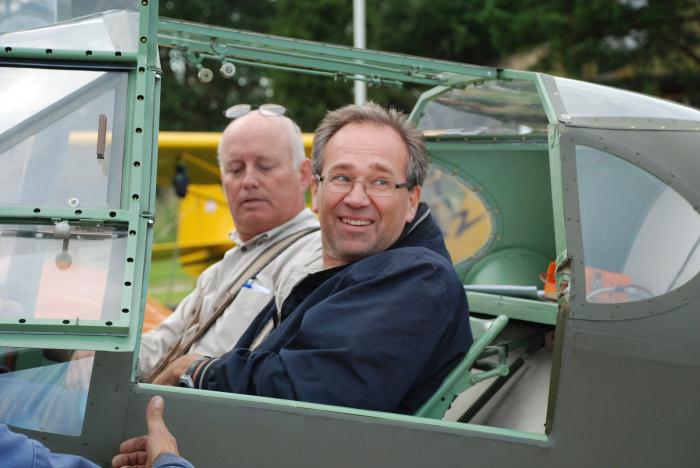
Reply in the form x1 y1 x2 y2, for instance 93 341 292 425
541 261 632 303
584 266 632 303
541 261 557 300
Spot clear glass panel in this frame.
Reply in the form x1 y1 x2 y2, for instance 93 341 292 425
421 165 495 265
555 77 700 121
576 145 700 303
0 2 139 52
0 223 127 321
0 67 126 208
418 80 549 137
0 347 92 436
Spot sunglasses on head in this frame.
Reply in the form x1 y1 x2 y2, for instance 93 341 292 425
223 103 286 119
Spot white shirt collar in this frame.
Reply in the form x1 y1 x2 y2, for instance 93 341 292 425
228 208 317 247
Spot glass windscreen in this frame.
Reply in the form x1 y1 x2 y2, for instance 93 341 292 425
418 79 549 138
555 77 700 121
576 145 700 303
0 67 126 208
0 1 139 52
0 346 92 436
0 223 127 322
421 165 494 265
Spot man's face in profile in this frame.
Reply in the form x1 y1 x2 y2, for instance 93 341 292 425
313 122 421 268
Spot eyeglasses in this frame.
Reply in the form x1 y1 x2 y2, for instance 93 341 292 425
224 103 286 119
316 174 410 197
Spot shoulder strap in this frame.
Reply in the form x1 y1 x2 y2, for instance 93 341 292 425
184 226 319 348
145 226 319 382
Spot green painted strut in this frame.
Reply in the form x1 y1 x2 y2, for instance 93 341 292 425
158 17 498 87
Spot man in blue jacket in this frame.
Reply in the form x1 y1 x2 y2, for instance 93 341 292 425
158 103 472 415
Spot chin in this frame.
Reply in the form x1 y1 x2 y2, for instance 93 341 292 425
238 210 269 221
337 246 379 263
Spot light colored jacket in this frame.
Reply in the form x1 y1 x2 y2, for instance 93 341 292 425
138 208 322 378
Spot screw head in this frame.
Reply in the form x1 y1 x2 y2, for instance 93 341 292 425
220 62 236 78
198 68 213 83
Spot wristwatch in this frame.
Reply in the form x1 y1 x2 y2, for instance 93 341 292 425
179 355 211 388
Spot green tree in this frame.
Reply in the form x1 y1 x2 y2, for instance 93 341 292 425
539 0 700 106
158 0 278 131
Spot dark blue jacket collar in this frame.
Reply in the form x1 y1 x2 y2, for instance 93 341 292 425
389 202 452 262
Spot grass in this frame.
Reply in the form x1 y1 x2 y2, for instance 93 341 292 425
147 256 197 308
146 188 198 308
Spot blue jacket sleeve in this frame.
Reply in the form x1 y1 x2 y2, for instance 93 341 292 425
203 248 470 413
153 452 196 468
0 423 98 468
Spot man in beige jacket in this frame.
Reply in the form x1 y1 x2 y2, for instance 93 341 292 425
138 107 321 381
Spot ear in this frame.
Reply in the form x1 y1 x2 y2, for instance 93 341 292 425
404 186 422 223
311 174 320 213
298 158 312 190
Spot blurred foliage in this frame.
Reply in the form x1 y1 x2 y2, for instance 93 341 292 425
158 0 700 132
159 1 278 131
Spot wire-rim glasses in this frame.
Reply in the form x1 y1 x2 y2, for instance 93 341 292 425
316 174 410 197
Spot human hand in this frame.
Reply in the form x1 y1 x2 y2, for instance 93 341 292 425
112 395 179 468
151 354 202 386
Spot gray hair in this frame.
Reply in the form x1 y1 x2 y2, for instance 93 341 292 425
311 102 427 188
287 119 306 168
217 112 306 168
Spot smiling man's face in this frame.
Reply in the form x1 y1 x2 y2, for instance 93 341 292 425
312 122 421 268
220 112 310 241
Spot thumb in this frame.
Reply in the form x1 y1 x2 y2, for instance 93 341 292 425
144 395 180 462
146 395 170 438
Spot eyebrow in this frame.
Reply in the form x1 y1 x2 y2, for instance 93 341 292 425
225 155 278 165
255 156 278 164
325 162 354 173
326 162 396 175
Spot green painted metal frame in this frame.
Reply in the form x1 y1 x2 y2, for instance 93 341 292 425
0 1 161 352
415 315 510 419
408 69 551 126
132 380 549 444
0 48 137 63
157 18 498 87
408 85 452 124
467 292 557 325
564 116 700 132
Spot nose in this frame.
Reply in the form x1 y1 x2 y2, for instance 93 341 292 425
241 167 260 188
342 180 371 207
